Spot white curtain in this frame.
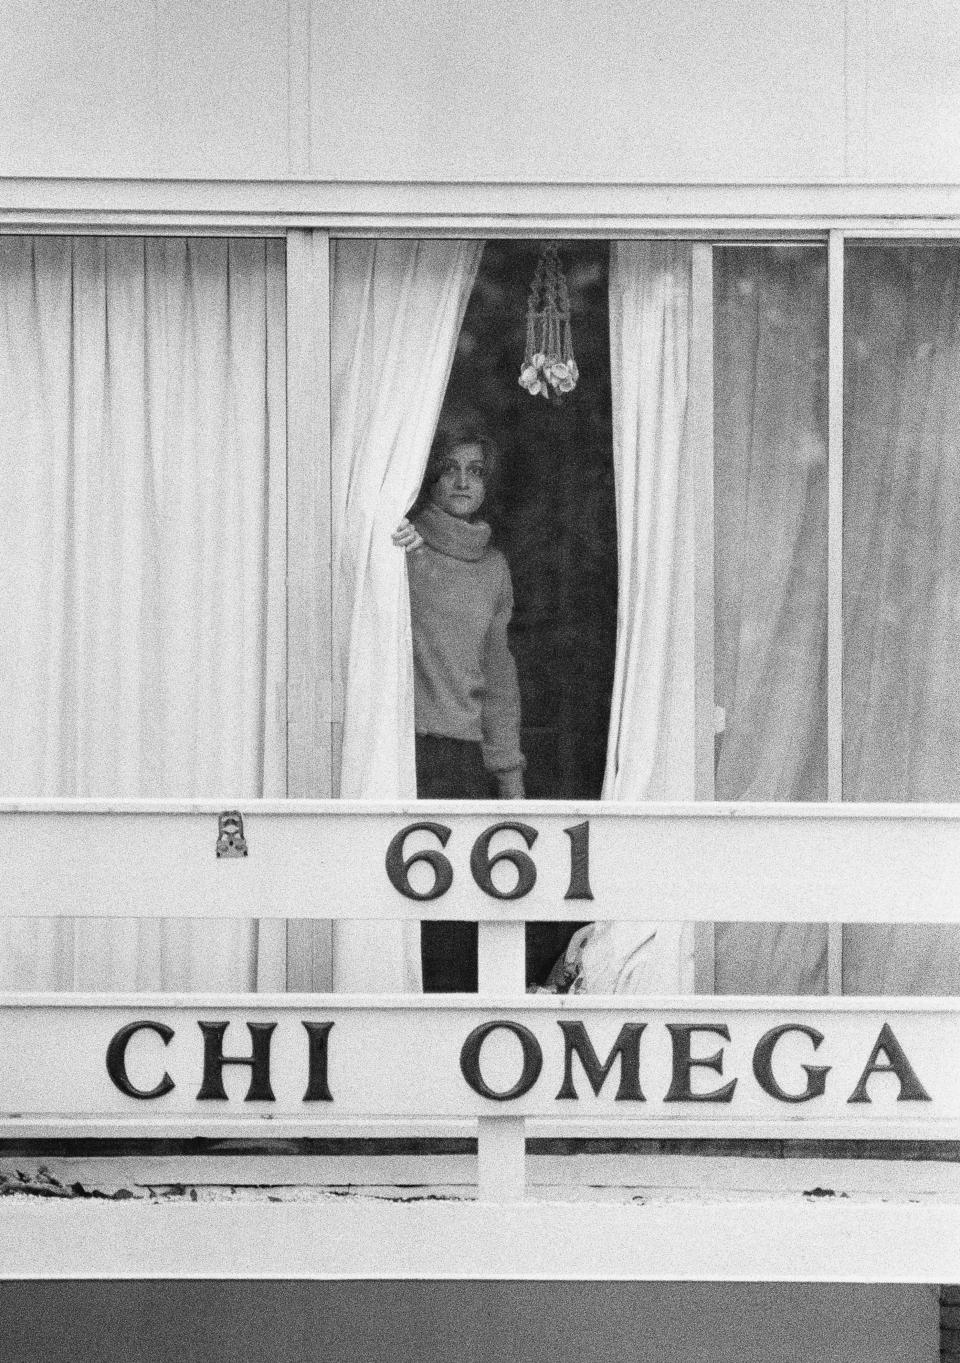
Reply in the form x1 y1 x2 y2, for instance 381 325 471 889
329 237 483 991
712 246 829 994
577 241 696 993
0 236 287 990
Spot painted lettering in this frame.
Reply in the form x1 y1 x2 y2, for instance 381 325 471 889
105 1020 175 1100
460 1020 543 1101
664 1023 737 1103
555 1021 646 1101
847 1022 931 1104
196 1021 276 1102
752 1024 829 1104
302 1020 334 1102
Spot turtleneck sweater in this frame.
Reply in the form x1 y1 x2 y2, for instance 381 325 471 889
408 501 524 775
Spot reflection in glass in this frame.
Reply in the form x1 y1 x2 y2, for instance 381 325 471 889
843 242 960 993
712 246 828 993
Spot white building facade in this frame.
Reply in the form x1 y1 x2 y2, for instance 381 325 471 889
1 2 959 1359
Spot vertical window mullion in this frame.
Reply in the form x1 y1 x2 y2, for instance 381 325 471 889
691 241 716 992
254 235 293 992
827 228 845 994
285 227 333 989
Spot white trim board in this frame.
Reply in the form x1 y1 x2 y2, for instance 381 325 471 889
6 179 960 232
3 801 960 923
0 1198 958 1280
0 996 955 1139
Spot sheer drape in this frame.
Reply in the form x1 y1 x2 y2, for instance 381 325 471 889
0 236 286 990
576 241 696 993
712 247 829 994
580 244 830 995
843 243 960 994
329 237 482 991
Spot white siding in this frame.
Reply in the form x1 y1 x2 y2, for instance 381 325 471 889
311 0 846 183
0 0 289 178
2 0 959 185
865 1 960 181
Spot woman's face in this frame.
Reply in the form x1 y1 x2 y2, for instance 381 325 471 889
429 442 486 520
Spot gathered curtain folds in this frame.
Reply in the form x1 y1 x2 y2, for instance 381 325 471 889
842 243 960 994
0 236 287 990
587 243 830 996
576 240 696 993
712 246 829 994
329 237 483 992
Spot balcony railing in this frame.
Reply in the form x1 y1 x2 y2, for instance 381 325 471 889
1 799 959 1210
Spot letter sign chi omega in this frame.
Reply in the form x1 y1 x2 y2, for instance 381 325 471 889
97 820 934 1123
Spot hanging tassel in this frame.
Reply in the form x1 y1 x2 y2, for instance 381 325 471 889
519 243 579 402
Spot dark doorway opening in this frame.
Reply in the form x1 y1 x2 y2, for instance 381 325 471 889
441 240 617 982
443 239 617 798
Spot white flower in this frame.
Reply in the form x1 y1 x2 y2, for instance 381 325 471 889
520 349 577 399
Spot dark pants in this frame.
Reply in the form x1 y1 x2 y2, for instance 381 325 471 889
415 735 586 990
416 734 491 992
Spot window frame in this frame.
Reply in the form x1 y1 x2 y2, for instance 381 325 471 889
0 217 953 998
314 230 838 993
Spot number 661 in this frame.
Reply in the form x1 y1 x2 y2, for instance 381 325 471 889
385 820 593 902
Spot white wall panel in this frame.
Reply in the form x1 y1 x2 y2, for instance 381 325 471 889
865 1 960 182
311 0 846 183
0 0 159 175
0 0 289 178
154 0 288 177
3 6 960 200
5 0 960 188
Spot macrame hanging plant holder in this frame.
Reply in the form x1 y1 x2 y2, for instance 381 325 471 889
519 242 579 402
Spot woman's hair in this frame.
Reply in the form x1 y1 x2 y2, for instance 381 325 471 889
412 421 502 519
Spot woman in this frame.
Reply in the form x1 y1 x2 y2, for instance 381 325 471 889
393 424 525 990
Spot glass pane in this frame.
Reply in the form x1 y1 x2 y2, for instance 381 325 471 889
0 235 286 992
844 242 960 800
843 241 960 993
713 245 829 800
712 245 828 994
331 237 615 992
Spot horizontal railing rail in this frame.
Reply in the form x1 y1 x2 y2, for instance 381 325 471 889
0 994 958 1200
2 798 960 921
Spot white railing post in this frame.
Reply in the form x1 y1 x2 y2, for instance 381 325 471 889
476 917 527 1202
477 921 526 994
477 1114 527 1204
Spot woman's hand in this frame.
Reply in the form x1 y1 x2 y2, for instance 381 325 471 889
496 768 525 799
391 518 424 553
